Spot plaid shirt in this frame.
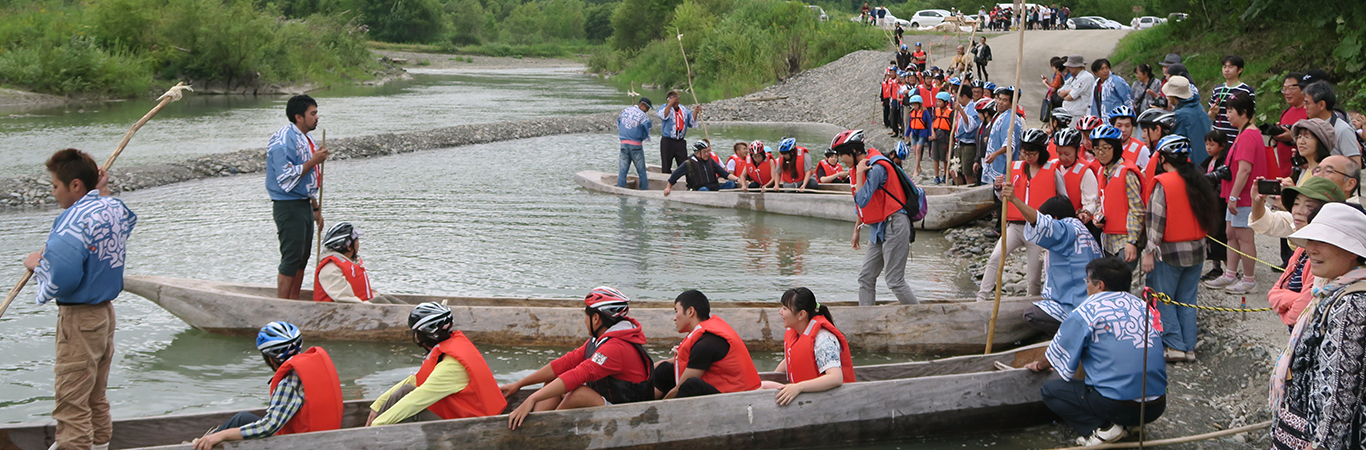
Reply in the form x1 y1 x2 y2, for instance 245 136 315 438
1144 183 1205 267
1100 164 1144 255
240 372 304 439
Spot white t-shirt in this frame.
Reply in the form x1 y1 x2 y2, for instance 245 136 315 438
1061 70 1096 119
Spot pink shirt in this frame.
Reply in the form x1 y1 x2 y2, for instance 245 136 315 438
1223 127 1267 207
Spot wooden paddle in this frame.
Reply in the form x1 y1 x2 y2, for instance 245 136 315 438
984 0 1026 355
0 82 192 320
674 27 709 143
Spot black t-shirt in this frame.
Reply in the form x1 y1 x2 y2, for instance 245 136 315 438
685 332 730 371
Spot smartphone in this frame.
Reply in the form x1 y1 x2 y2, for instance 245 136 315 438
1257 179 1283 195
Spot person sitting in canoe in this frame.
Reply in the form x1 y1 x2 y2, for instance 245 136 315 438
725 142 755 186
364 303 507 426
774 138 819 191
759 288 855 405
1025 257 1166 446
999 183 1102 334
743 140 778 191
664 140 740 196
816 148 850 184
194 322 343 450
653 290 762 399
502 287 654 430
312 222 401 304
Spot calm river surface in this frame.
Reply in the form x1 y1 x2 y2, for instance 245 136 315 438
0 67 1056 448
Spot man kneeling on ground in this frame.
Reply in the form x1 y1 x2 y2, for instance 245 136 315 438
653 290 762 398
503 287 654 429
665 141 740 195
312 222 401 304
195 322 343 450
365 303 507 426
1026 257 1166 446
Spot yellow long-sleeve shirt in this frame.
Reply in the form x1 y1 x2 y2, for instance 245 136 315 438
370 357 469 426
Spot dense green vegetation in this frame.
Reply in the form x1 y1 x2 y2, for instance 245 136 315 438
1110 0 1365 120
0 0 378 97
590 0 887 99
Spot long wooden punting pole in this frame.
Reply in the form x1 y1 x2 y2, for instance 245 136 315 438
984 1 1027 354
0 82 192 320
675 27 710 143
314 130 326 267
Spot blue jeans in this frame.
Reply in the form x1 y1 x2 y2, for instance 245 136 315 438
699 181 737 191
617 144 648 190
1148 259 1201 352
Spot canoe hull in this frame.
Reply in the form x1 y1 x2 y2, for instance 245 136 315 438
574 170 994 230
123 276 1042 353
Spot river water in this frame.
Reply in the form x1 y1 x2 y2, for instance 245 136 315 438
0 66 1055 448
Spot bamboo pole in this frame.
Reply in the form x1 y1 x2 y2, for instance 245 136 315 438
1045 421 1271 450
0 82 192 319
314 129 326 268
675 27 709 143
984 0 1027 354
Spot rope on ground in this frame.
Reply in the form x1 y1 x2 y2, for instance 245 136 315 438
1045 421 1270 450
1205 234 1286 272
1143 288 1272 313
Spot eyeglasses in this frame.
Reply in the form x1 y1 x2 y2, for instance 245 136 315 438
1313 166 1347 177
1280 85 1301 93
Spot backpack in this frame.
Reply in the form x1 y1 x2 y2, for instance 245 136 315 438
871 155 928 222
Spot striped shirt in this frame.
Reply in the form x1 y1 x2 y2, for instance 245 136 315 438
1208 82 1254 137
1100 165 1144 255
240 372 304 439
1144 183 1206 267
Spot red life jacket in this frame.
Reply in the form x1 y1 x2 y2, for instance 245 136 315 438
312 254 373 302
748 154 774 186
881 79 897 99
1099 161 1143 235
728 155 752 181
907 108 930 130
783 316 856 384
1150 172 1205 242
675 316 761 393
1121 137 1147 166
1057 159 1093 213
1142 152 1161 192
851 150 908 225
932 106 953 131
711 153 722 167
415 331 508 419
269 347 343 436
911 50 927 63
780 151 808 183
1005 160 1058 222
818 159 847 182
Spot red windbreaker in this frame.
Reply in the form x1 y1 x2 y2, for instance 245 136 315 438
550 318 651 390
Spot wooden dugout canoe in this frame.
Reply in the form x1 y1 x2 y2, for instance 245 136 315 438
0 343 1053 450
576 170 995 230
122 275 1041 354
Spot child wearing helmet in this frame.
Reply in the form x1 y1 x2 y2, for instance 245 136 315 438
663 140 740 196
744 140 779 191
504 287 654 429
904 94 933 176
1088 125 1146 267
1108 105 1151 171
312 222 400 304
194 322 343 450
364 302 507 426
930 91 955 184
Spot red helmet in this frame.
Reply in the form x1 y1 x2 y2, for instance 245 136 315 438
748 140 766 154
829 129 864 151
584 286 630 319
1075 115 1103 131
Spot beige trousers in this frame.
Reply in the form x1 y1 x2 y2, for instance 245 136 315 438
53 302 115 450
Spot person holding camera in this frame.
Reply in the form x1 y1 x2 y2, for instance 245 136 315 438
1203 92 1267 294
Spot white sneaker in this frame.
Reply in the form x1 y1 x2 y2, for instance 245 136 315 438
1074 423 1126 445
1203 274 1237 288
1224 278 1257 294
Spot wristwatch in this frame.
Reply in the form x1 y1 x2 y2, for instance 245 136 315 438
1228 196 1240 202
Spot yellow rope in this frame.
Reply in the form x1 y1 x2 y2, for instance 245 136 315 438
1147 290 1273 313
1204 234 1286 272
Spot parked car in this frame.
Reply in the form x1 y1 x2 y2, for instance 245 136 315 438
807 4 827 21
1168 12 1188 22
1067 17 1107 29
1077 16 1128 29
1131 15 1161 29
909 9 952 28
848 10 910 28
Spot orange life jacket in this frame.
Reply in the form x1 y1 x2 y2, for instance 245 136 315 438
818 159 847 182
728 155 752 180
1057 159 1093 213
1121 137 1146 167
747 154 774 186
1099 161 1143 235
416 331 508 419
783 316 856 384
912 50 927 63
711 153 722 167
907 107 930 130
881 79 897 99
676 316 761 393
1149 172 1205 242
1005 160 1059 222
851 150 909 225
1142 152 1161 192
932 106 953 131
780 151 808 184
269 347 343 436
312 254 373 302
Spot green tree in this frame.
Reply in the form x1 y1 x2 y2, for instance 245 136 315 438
584 1 616 42
89 0 160 49
447 0 485 45
362 0 449 43
609 0 681 51
541 0 586 39
501 1 545 44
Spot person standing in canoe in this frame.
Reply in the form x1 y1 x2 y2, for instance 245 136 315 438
663 141 740 195
658 91 700 174
365 303 507 425
268 95 329 300
21 149 134 450
617 97 653 191
312 222 402 304
502 287 654 430
759 288 855 405
832 129 920 306
653 290 762 399
194 322 343 450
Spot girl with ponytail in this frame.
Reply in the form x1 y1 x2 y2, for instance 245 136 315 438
761 288 856 405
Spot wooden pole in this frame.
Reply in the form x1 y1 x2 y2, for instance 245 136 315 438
314 129 326 268
984 1 1027 354
675 27 709 143
1045 421 1271 450
0 82 191 319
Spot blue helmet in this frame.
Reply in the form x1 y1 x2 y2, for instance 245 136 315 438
1156 135 1191 155
777 137 798 153
948 77 962 85
1089 125 1123 141
1107 105 1137 124
908 95 923 104
894 141 910 159
935 91 952 102
901 44 909 50
983 82 997 92
256 321 302 361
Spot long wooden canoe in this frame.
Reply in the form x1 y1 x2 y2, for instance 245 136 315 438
575 170 995 230
123 275 1042 354
0 344 1053 450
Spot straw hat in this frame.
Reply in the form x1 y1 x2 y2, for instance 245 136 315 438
1162 76 1193 100
1289 203 1366 258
